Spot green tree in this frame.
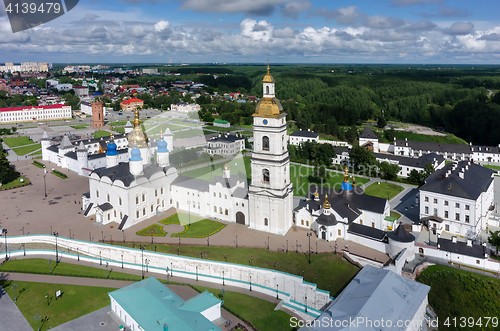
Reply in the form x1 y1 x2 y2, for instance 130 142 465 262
379 161 401 180
349 145 376 174
488 230 500 255
0 150 18 185
377 114 387 128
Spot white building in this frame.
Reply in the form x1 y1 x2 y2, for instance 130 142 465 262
0 104 72 124
203 134 245 156
288 130 319 146
55 84 73 92
300 264 430 331
170 101 200 112
142 68 159 74
359 125 379 152
80 102 108 117
294 169 391 242
109 276 222 331
419 161 495 238
374 152 445 178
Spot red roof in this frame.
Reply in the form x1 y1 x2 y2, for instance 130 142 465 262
121 98 143 104
0 103 69 112
73 85 87 89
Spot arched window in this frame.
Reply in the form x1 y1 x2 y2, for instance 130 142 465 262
119 197 122 205
264 218 269 226
262 136 270 151
263 169 270 184
338 229 341 236
225 209 228 215
266 85 270 95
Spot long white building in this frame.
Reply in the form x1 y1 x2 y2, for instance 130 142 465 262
0 104 72 124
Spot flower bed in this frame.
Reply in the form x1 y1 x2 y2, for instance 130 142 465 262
136 224 167 237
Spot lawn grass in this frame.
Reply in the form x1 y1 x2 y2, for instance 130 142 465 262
2 136 35 148
380 130 468 145
12 143 41 155
113 127 125 134
143 123 185 134
191 285 294 331
483 164 500 170
70 125 88 129
113 244 358 295
108 121 128 126
174 129 206 139
181 157 251 182
92 130 111 138
417 265 500 331
160 212 203 226
0 175 30 190
204 125 237 132
445 160 454 165
171 219 226 238
390 211 401 220
2 280 116 331
136 224 167 237
363 181 403 200
289 165 370 197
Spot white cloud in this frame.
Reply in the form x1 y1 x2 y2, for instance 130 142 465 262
154 20 169 32
241 18 273 41
443 21 474 35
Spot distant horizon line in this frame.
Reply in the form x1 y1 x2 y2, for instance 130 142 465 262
9 62 500 66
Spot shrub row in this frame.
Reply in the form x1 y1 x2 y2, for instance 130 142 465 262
32 160 46 168
52 170 68 179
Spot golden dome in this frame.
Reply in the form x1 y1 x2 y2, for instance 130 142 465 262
262 64 275 83
254 97 283 118
127 109 148 148
343 164 350 183
314 185 319 198
223 163 229 171
323 193 331 209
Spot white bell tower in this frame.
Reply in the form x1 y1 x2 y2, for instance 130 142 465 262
248 64 294 235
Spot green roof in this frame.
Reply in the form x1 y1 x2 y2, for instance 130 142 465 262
213 119 229 124
109 277 222 331
384 216 397 222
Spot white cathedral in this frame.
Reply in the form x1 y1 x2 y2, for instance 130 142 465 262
81 66 293 234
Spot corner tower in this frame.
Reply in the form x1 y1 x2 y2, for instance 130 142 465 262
92 101 104 128
248 64 293 235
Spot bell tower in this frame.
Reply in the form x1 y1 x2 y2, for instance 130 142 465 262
247 64 293 235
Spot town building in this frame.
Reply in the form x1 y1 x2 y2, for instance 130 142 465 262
359 125 379 152
203 134 245 156
374 152 445 178
142 68 159 74
300 265 430 331
73 85 89 96
0 62 50 73
170 101 200 112
80 102 108 117
0 104 71 124
419 161 495 238
120 98 144 111
213 119 230 128
294 168 391 242
109 276 222 331
288 130 320 146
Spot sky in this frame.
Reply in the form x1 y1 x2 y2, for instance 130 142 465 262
1 0 499 64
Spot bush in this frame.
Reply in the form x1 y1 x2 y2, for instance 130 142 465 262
32 160 46 169
52 170 68 179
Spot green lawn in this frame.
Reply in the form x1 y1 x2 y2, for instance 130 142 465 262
390 211 401 220
108 121 128 126
70 125 88 129
204 125 237 132
0 258 143 281
174 129 206 139
181 157 251 182
364 182 403 200
2 280 116 331
160 212 203 226
2 136 35 148
192 285 294 331
113 127 125 134
0 175 30 190
445 160 454 165
113 244 358 295
483 164 500 170
136 224 167 237
289 165 370 197
417 265 500 331
12 143 41 155
379 130 468 145
92 130 111 138
172 219 226 238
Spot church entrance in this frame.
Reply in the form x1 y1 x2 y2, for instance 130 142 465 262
322 231 326 240
236 212 245 225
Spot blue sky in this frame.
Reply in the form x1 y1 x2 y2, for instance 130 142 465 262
1 0 499 63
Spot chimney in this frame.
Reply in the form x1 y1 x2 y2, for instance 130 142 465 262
467 239 472 247
452 236 457 243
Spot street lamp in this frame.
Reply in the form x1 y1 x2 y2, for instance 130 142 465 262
11 283 18 302
34 313 41 331
166 267 170 284
106 262 109 279
99 251 102 265
276 284 279 300
53 231 59 263
187 201 191 226
267 237 269 250
121 254 123 268
2 228 8 260
140 245 145 279
306 233 313 264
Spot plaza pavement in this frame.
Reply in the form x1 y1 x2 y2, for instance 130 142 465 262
0 159 390 264
0 284 33 331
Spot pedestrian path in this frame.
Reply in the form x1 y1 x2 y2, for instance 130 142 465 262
0 285 33 331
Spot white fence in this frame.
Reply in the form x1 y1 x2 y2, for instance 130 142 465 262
5 235 333 319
